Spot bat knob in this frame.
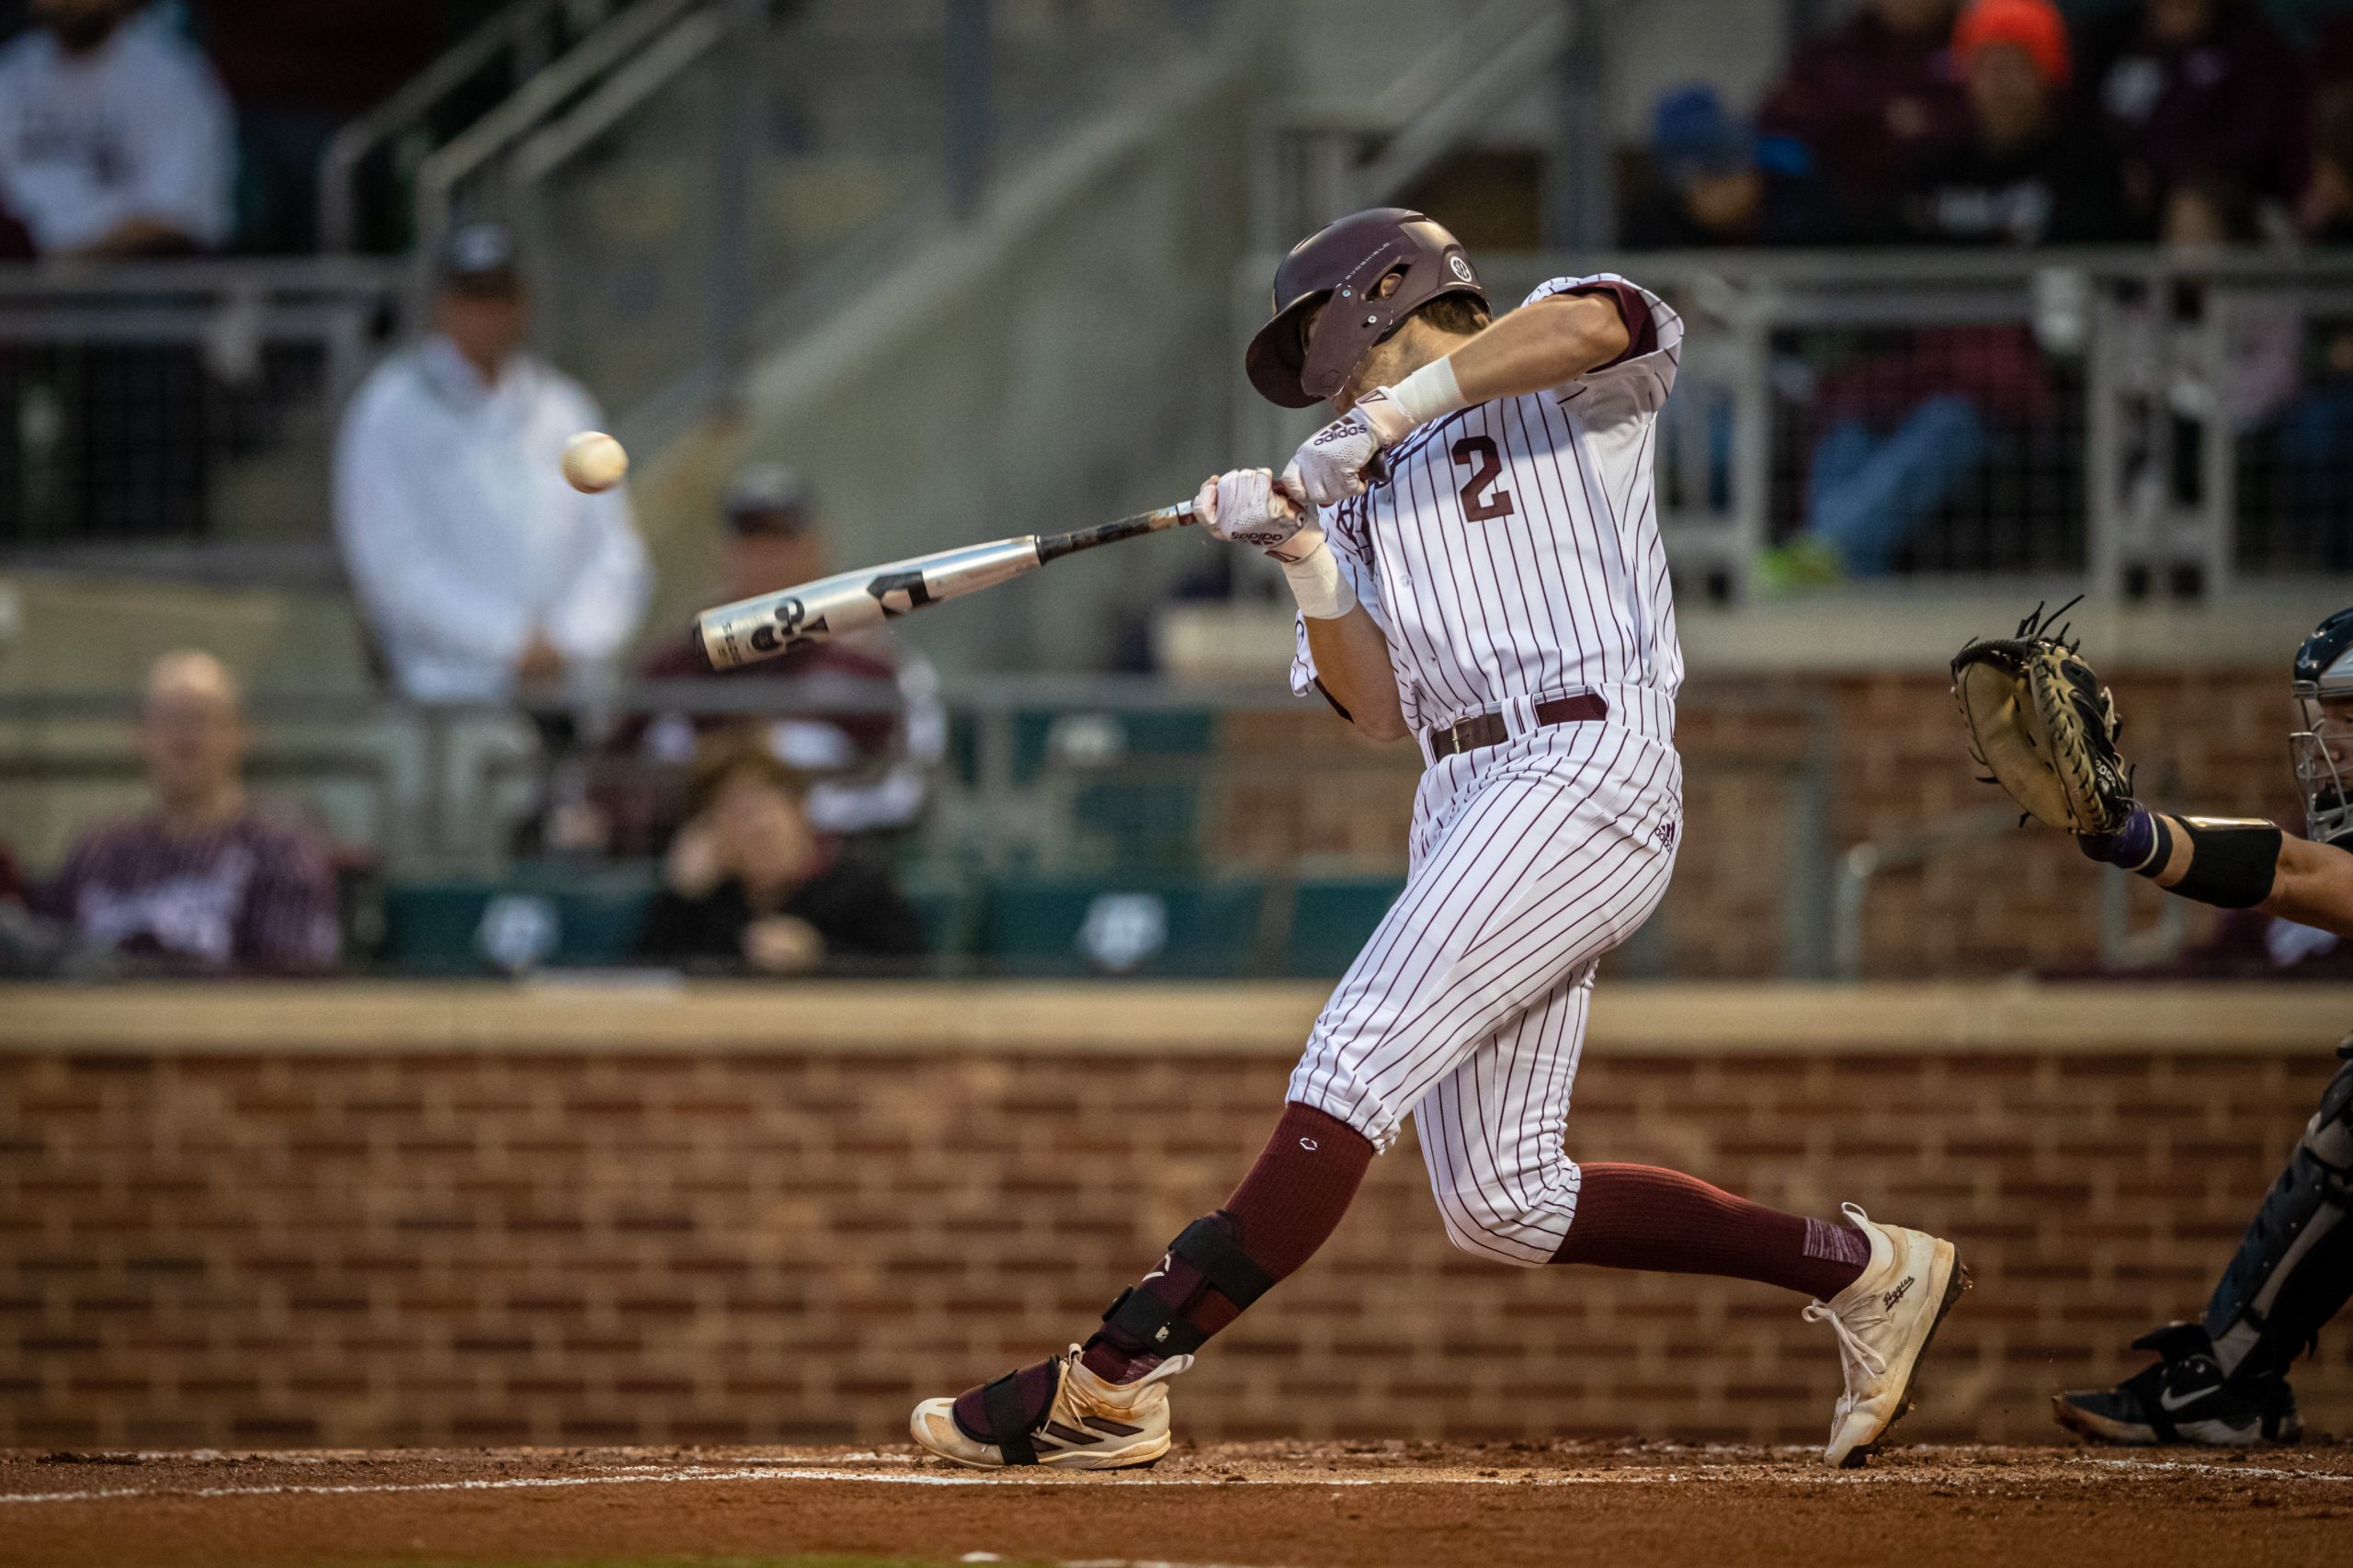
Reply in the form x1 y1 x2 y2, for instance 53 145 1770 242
687 621 718 674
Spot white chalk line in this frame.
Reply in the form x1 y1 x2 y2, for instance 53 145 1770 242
964 1557 1293 1568
6 1454 2353 1508
2081 1457 2353 1485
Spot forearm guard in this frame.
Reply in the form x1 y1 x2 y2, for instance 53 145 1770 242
2084 811 2282 909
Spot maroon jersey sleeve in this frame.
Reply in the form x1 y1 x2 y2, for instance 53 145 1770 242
1553 279 1659 372
233 822 340 973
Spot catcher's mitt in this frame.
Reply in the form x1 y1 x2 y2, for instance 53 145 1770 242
1950 598 2134 835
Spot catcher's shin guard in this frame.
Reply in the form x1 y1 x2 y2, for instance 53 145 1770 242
2204 1042 2353 1383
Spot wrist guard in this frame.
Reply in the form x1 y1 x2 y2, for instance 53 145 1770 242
1279 538 1357 620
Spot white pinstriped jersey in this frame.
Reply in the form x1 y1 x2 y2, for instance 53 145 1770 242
1290 275 1684 745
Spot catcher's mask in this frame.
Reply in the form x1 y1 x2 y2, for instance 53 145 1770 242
2292 607 2353 847
1245 208 1486 409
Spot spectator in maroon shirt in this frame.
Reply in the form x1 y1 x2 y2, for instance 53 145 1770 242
2076 0 2308 234
596 463 944 857
37 650 338 973
1756 0 1971 210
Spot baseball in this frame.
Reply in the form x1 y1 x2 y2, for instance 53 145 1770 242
562 430 629 493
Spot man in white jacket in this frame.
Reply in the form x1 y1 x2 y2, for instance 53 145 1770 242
334 223 650 703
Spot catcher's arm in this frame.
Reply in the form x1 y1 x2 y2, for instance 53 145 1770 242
2083 807 2292 916
1950 602 2313 925
2256 831 2353 937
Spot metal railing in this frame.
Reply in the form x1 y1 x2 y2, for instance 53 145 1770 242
405 0 1226 447
1237 246 2353 604
0 676 1833 973
409 0 710 282
1254 0 1634 256
0 258 406 558
3 675 2228 981
1830 801 2190 980
319 0 630 255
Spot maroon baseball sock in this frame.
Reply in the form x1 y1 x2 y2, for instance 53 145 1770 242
952 1102 1371 1440
1081 1100 1371 1381
1549 1163 1871 1300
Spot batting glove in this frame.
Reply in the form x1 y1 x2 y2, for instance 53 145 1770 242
1286 387 1419 507
1194 467 1311 552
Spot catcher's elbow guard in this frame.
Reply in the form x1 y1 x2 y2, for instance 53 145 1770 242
2124 814 2284 908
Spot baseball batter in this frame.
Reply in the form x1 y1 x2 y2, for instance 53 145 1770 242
910 209 1967 1471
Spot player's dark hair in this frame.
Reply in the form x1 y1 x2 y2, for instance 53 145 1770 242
1409 294 1492 339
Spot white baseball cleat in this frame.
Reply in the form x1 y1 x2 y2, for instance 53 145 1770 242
1802 1203 1970 1468
910 1346 1191 1470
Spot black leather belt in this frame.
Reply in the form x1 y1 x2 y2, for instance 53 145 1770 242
1427 693 1610 760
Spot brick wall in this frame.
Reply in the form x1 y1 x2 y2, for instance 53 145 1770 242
1223 667 2298 977
6 985 2347 1449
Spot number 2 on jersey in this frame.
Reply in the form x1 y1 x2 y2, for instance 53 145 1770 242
1451 436 1515 522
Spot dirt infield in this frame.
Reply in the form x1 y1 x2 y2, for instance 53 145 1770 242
5 1441 2350 1568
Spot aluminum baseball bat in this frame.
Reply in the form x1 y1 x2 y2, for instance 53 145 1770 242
694 500 1197 671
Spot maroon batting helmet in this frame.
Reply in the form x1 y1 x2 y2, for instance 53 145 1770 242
1245 208 1486 409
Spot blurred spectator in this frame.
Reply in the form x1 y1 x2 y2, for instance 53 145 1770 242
1766 0 2099 586
636 733 925 975
0 0 233 257
600 463 946 855
334 223 651 702
33 650 338 973
2252 305 2353 568
2302 86 2353 240
188 0 442 253
1890 0 2135 245
0 839 24 908
1756 0 1970 207
1622 85 1837 248
2077 0 2306 236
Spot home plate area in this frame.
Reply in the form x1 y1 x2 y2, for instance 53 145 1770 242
4 1440 2351 1568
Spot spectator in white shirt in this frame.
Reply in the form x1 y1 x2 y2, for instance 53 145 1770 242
0 0 233 256
333 223 653 703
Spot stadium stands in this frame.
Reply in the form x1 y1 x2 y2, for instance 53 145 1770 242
6 0 2353 985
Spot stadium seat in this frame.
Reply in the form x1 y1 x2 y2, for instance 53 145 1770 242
1284 876 1406 977
893 865 977 962
978 874 1266 977
380 862 662 973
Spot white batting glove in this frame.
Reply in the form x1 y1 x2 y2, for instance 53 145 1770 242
1193 467 1310 552
1286 387 1418 507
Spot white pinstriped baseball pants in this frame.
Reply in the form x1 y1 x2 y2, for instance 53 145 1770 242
1288 696 1682 1267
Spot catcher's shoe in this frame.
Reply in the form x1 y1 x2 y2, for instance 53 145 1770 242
2052 1324 2302 1447
1802 1204 1971 1468
910 1346 1189 1470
